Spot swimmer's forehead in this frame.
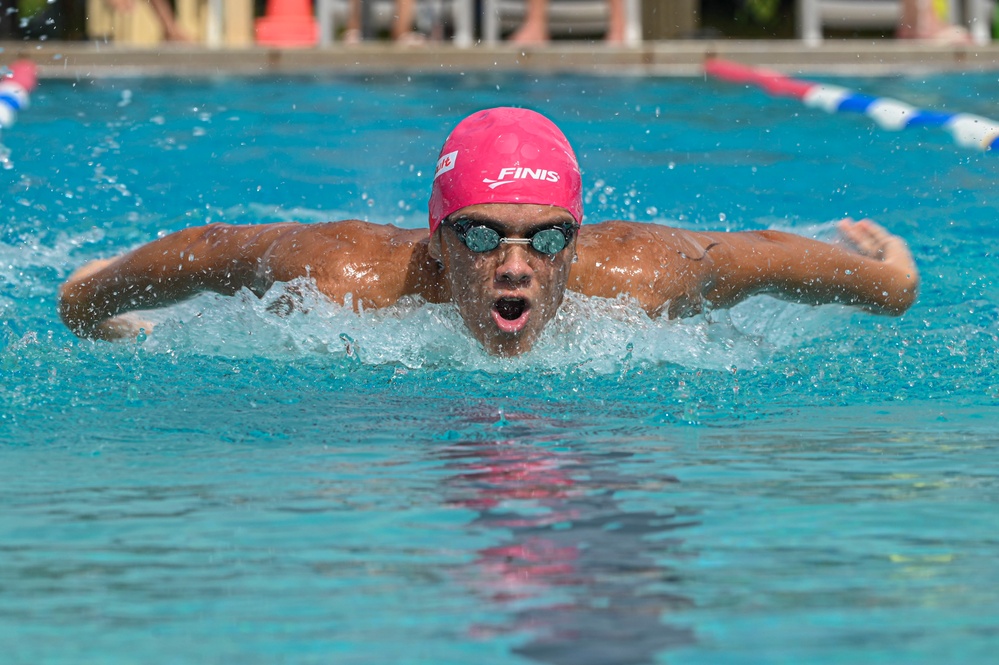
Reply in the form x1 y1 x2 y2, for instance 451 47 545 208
448 203 576 223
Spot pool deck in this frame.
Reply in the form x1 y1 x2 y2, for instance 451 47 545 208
3 39 999 78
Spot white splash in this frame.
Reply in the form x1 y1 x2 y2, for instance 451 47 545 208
133 278 844 374
15 220 854 375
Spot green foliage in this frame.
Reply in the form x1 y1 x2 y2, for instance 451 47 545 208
18 0 47 19
744 0 782 23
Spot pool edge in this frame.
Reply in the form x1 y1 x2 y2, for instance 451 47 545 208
3 39 999 78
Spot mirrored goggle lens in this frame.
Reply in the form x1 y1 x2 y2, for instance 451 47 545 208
529 228 567 255
458 224 569 255
463 225 501 252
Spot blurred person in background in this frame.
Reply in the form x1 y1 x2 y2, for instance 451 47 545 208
898 0 972 42
508 0 627 44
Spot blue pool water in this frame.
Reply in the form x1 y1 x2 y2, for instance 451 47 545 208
2 69 998 664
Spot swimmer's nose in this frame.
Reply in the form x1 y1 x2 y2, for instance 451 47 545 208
495 244 533 287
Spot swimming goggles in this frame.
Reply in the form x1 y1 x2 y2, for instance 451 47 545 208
445 217 578 255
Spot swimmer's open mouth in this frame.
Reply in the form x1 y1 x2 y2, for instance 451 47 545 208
495 297 527 321
492 297 531 333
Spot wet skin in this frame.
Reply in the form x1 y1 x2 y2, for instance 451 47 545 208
58 206 919 353
428 204 578 356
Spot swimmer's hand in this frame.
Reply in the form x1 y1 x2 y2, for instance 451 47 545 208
837 219 915 269
59 257 154 341
837 218 920 314
86 313 155 342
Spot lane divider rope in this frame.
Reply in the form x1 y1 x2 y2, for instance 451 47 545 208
1 60 38 133
704 58 999 152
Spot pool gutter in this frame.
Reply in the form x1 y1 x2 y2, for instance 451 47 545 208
3 39 999 78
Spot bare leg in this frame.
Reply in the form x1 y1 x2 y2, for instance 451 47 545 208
147 0 191 42
392 0 425 42
897 0 971 42
391 0 413 39
509 0 549 44
604 0 625 43
343 0 362 43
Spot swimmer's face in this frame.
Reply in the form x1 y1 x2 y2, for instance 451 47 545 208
430 203 578 357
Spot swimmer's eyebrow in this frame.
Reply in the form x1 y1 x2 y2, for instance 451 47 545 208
451 212 577 236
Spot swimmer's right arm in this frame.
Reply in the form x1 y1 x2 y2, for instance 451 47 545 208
58 223 298 340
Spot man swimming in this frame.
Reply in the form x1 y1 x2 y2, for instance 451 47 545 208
58 107 919 357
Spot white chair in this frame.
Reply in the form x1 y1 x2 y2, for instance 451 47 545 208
797 0 994 45
797 0 901 45
315 0 475 46
966 0 996 43
482 0 642 45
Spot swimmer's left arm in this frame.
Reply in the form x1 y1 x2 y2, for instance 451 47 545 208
699 219 919 315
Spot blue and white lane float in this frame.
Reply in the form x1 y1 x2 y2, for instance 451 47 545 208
705 58 999 152
0 60 38 133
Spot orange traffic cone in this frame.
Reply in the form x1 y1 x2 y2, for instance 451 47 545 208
255 0 318 47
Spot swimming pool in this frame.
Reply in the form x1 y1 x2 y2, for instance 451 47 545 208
2 69 997 664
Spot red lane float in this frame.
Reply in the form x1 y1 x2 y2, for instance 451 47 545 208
0 60 38 131
705 58 998 152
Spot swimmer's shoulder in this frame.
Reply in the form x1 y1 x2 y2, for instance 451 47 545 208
265 220 439 305
578 220 715 263
573 220 716 317
303 219 427 244
260 220 428 257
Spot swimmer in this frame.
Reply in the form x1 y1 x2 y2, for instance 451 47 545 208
58 107 919 357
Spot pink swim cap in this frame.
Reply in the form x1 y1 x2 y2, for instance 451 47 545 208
428 107 583 234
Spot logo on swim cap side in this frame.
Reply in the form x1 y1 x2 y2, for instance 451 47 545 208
434 150 458 180
482 167 561 190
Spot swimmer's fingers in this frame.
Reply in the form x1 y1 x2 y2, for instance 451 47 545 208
836 218 904 262
838 218 919 303
91 314 154 342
